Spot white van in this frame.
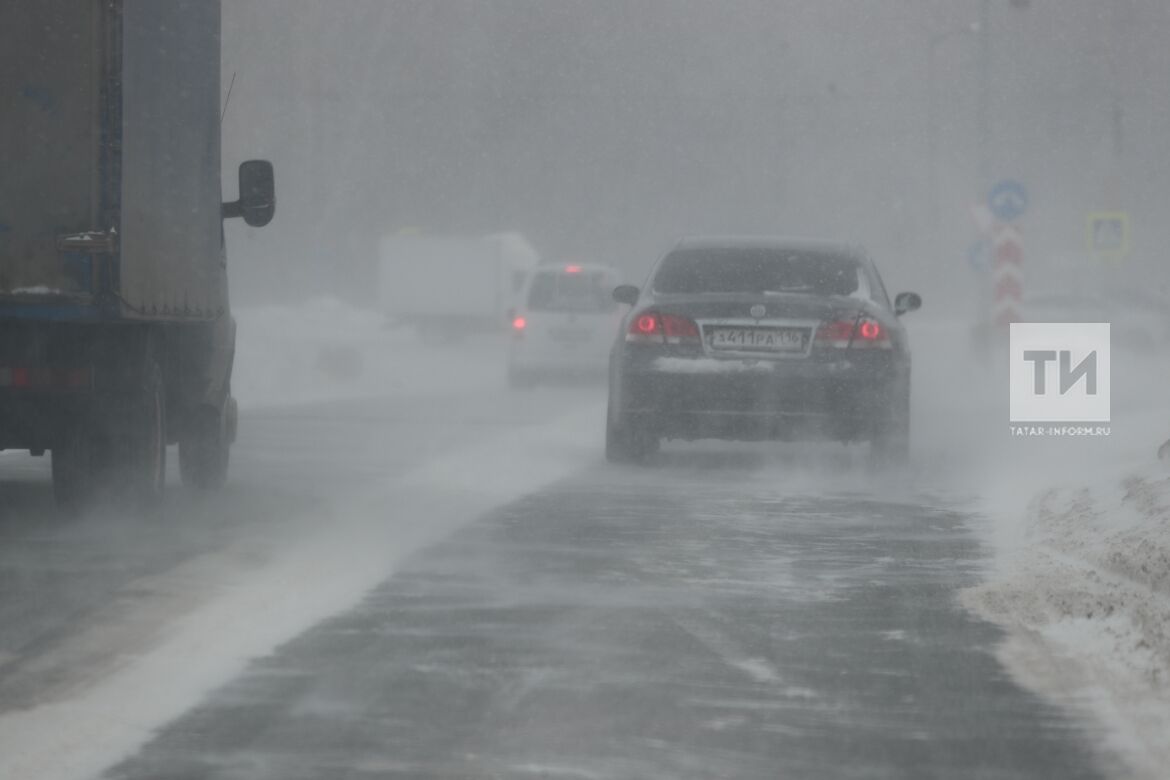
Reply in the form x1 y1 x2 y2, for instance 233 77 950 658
378 232 538 340
508 264 624 388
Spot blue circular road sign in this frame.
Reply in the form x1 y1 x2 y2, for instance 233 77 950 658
988 179 1029 222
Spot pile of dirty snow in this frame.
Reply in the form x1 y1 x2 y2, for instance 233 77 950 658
964 463 1170 778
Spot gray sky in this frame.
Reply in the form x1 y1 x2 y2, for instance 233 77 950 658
221 0 1170 306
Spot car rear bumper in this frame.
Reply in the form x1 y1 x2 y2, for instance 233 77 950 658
614 354 906 442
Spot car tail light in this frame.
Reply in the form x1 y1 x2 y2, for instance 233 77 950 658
564 264 582 274
626 311 700 346
857 319 882 341
512 315 527 331
662 314 700 345
627 312 662 343
852 317 890 348
815 320 855 348
815 317 892 349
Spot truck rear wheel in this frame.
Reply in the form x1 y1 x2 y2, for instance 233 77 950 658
123 358 168 505
179 404 230 491
51 426 96 512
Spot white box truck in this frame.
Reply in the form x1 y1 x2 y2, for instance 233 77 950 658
377 233 539 340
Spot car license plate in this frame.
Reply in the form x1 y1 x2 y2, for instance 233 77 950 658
708 327 806 353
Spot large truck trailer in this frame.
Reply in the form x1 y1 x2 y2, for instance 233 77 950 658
0 1 274 507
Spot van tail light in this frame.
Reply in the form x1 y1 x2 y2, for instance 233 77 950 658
815 317 891 349
626 311 701 346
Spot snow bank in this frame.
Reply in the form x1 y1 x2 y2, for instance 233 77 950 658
232 297 507 409
953 393 1170 780
963 464 1170 778
900 312 1170 776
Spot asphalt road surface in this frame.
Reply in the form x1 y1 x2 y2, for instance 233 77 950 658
0 375 1111 779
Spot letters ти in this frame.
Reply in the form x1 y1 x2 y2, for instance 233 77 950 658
1022 350 1097 395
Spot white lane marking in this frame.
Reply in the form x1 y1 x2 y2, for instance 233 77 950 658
0 402 603 780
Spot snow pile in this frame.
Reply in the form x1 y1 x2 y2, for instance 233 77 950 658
963 463 1170 778
232 297 506 408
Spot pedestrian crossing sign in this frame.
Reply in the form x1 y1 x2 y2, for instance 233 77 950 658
1086 212 1130 261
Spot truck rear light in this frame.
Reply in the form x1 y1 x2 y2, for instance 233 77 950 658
66 368 92 388
626 311 700 345
0 366 92 389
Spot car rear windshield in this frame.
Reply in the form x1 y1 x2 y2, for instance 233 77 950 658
652 247 866 297
526 270 616 312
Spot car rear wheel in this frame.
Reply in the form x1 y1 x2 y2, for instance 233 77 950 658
605 405 658 463
870 390 910 467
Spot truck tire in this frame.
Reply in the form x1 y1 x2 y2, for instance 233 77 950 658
123 358 167 505
179 405 230 490
52 426 95 512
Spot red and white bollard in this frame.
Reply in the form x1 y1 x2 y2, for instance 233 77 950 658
991 223 1023 328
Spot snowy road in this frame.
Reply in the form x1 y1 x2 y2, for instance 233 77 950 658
101 452 1108 780
0 336 1122 778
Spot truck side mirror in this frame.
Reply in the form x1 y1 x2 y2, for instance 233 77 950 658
222 160 275 227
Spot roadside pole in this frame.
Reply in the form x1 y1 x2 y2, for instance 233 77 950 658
980 179 1028 360
991 223 1023 327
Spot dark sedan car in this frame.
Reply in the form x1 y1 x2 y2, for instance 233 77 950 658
606 237 921 462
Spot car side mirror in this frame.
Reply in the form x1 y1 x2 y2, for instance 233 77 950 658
613 285 639 306
222 160 275 227
894 291 922 316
